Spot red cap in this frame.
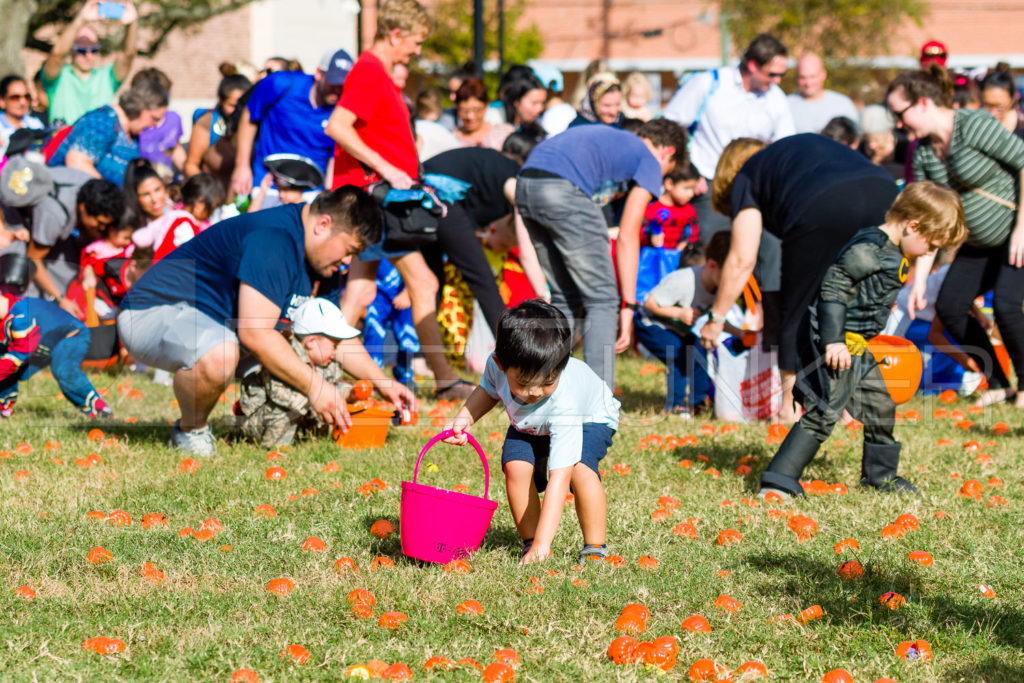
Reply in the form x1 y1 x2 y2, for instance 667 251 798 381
920 40 948 68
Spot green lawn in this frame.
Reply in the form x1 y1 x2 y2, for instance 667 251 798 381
1 356 1022 682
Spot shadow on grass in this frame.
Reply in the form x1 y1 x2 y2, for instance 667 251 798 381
617 386 672 413
941 658 1024 682
744 550 1024 650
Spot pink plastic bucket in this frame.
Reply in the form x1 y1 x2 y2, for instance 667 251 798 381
400 430 498 564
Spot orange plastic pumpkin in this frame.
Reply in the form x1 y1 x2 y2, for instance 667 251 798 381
868 335 923 404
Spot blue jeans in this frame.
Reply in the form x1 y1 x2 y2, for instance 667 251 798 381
0 331 98 412
633 317 710 411
516 176 620 388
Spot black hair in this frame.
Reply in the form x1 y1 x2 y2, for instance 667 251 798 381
678 242 705 268
980 62 1015 99
666 159 701 183
501 122 545 165
217 74 252 104
619 117 644 133
704 230 731 265
740 34 788 70
820 116 859 147
449 61 477 84
500 70 545 123
181 173 225 212
494 299 573 380
0 74 26 98
76 178 125 223
310 185 382 248
121 159 164 229
638 118 688 166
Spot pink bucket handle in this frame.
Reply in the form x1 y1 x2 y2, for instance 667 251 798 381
413 430 490 500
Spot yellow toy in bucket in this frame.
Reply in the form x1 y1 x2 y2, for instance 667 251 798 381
400 430 498 563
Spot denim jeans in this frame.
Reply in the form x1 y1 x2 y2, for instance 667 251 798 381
633 317 710 410
516 176 620 388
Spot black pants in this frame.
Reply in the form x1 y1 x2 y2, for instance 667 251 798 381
934 241 1024 391
776 177 898 371
762 341 896 494
422 202 507 334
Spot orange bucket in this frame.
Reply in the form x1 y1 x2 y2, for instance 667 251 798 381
333 406 394 449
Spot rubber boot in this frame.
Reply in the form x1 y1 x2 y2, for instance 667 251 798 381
760 422 823 497
861 441 918 493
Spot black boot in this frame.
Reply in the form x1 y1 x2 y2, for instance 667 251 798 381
760 422 823 497
861 442 918 493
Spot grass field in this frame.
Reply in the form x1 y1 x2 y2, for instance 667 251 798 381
2 355 1023 682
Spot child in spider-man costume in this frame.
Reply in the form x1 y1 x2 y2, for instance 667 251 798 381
0 292 110 418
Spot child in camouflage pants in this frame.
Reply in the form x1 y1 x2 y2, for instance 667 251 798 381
239 298 358 447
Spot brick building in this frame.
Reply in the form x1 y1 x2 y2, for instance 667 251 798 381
19 0 1024 132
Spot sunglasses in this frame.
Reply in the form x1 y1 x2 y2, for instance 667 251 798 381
891 101 915 123
766 71 786 79
73 46 100 55
5 93 29 101
923 47 947 57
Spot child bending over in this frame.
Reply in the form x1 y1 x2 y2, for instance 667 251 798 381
445 300 620 564
238 298 357 447
759 182 967 498
0 291 111 418
634 231 734 416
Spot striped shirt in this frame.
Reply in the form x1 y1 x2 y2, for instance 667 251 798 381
913 108 1024 247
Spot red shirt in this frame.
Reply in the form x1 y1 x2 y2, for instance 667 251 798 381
640 200 699 249
331 52 418 189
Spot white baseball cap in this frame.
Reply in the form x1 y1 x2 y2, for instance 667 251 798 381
291 298 360 339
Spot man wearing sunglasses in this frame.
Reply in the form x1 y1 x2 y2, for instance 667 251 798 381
663 33 795 238
41 0 139 126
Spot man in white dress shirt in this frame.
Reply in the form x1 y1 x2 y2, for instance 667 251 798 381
662 34 795 236
786 53 859 135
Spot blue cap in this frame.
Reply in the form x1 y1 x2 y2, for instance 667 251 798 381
319 48 354 86
528 61 564 92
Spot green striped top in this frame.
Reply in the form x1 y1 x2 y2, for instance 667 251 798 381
913 108 1024 247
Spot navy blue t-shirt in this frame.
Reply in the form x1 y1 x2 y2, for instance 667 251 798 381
122 204 312 325
247 71 335 185
521 126 663 204
731 134 894 238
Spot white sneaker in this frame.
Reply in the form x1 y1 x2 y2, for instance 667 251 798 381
960 371 984 396
170 421 216 457
153 369 173 386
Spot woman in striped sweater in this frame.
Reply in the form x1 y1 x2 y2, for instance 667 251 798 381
887 66 1024 407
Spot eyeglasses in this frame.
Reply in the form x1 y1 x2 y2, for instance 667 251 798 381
891 101 915 123
73 46 100 55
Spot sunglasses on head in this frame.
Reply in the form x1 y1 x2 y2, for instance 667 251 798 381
73 45 100 55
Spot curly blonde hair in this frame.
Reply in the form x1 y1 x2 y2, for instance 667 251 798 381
375 0 431 41
711 138 767 216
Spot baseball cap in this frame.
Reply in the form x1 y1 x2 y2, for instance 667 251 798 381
292 298 360 340
528 61 564 92
0 156 54 208
920 40 948 68
319 48 354 86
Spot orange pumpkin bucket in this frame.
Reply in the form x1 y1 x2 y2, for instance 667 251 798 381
333 405 395 449
868 335 922 404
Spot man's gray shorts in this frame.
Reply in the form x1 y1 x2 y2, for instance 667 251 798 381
117 303 238 372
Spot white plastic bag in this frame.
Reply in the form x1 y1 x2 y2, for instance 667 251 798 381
464 300 494 374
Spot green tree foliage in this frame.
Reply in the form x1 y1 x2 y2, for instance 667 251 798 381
718 0 928 61
0 0 258 75
421 0 543 84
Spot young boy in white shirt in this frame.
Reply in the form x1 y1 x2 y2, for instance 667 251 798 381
444 299 620 564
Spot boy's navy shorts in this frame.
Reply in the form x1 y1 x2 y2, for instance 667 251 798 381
501 423 615 492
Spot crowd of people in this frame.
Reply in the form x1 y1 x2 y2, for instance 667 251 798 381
1 1 1023 523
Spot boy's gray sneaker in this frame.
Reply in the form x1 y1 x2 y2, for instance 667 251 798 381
579 545 610 562
170 421 216 457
